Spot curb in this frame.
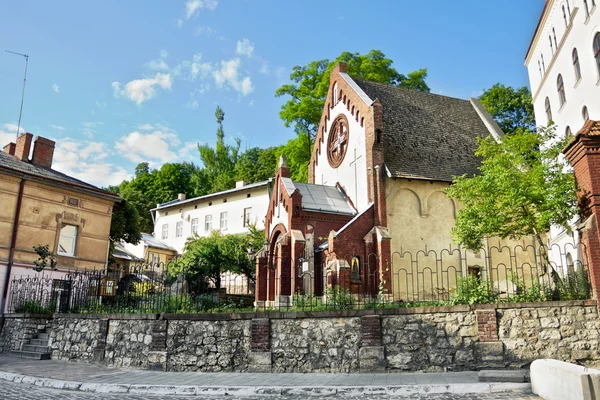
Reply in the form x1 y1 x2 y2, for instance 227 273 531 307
0 371 533 396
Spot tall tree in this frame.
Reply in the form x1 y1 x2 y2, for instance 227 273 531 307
276 50 429 181
446 126 577 252
198 106 241 192
235 147 279 184
479 84 536 133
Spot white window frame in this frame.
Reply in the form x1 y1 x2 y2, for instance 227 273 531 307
205 215 212 232
191 218 199 234
162 224 168 240
57 224 78 257
176 221 183 238
220 211 228 231
243 207 252 227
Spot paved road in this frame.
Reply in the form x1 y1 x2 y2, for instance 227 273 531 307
0 380 540 400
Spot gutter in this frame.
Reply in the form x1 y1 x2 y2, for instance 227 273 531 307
1 178 26 312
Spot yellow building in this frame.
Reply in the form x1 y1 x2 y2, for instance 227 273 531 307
0 133 121 308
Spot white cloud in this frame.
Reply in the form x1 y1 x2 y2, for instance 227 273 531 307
115 130 179 164
213 58 253 96
50 124 65 131
112 73 172 105
259 63 271 75
235 38 254 57
82 121 103 139
177 18 183 28
0 123 24 147
189 100 199 109
52 83 60 93
52 139 131 187
96 100 107 108
173 53 213 81
185 0 218 19
146 50 170 71
194 25 216 36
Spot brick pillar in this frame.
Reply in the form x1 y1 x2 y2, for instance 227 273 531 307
563 121 600 301
148 320 168 371
248 318 271 372
359 315 385 371
476 309 499 342
93 319 109 362
255 256 267 307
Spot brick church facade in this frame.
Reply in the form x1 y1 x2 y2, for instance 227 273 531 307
255 63 506 307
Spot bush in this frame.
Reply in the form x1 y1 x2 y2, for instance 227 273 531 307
507 273 552 303
14 300 56 314
325 286 354 309
558 266 591 300
450 276 497 305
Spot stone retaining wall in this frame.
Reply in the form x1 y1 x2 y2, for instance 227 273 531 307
1 300 599 372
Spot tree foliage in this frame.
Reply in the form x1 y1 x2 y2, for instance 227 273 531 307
110 200 142 245
479 84 536 133
446 126 577 251
170 228 264 289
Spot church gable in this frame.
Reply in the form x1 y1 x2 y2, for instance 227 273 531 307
310 64 380 213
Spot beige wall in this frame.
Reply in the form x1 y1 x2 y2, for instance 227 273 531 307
0 172 115 273
385 177 541 301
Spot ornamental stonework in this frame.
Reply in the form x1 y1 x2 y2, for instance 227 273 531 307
327 114 349 168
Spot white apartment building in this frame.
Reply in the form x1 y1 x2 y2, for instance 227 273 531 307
152 180 272 254
525 0 600 266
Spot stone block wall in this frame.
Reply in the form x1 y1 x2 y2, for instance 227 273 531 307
167 319 251 372
271 317 361 372
0 315 51 353
1 301 599 372
383 311 478 371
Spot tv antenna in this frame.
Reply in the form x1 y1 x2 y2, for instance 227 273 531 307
5 50 29 142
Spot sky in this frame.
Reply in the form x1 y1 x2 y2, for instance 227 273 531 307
0 0 543 188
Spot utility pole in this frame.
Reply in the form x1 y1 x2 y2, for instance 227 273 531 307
5 50 29 141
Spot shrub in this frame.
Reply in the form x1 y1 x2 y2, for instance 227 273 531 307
325 286 354 309
450 276 497 305
507 273 552 303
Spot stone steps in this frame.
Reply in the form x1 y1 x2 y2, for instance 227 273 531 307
9 327 51 361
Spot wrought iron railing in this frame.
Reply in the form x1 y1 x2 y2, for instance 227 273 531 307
6 243 591 314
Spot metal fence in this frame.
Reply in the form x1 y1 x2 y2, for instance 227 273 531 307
6 242 591 314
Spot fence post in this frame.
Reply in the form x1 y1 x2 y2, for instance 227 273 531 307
563 120 600 302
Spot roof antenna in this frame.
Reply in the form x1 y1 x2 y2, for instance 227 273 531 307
5 50 29 142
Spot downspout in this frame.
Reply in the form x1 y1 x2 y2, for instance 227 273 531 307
1 178 26 312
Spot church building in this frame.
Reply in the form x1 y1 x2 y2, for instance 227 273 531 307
255 63 505 307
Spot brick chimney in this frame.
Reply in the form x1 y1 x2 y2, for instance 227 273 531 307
14 133 33 161
3 143 16 155
31 136 56 168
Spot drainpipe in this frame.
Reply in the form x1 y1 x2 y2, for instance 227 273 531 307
1 178 26 313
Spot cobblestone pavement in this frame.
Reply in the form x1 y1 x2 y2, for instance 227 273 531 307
0 380 541 400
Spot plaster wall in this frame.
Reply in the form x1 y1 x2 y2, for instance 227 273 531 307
314 100 369 212
154 184 270 254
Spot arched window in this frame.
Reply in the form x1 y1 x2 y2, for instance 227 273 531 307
563 6 568 27
351 256 361 282
573 48 581 81
557 74 566 106
553 28 558 49
583 105 589 122
545 97 553 123
584 0 590 17
542 54 546 74
594 32 600 75
566 126 572 137
549 35 554 54
538 60 543 77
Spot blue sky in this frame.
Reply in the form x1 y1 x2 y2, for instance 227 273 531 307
0 0 543 188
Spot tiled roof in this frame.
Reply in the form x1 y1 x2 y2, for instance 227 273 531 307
354 79 498 182
0 151 119 199
282 178 355 216
141 233 176 251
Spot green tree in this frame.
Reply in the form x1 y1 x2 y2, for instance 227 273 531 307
235 146 279 183
446 126 577 252
479 84 536 133
277 135 311 182
110 200 142 245
276 50 429 181
198 106 241 192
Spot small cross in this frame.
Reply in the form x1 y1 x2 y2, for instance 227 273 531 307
349 148 363 205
